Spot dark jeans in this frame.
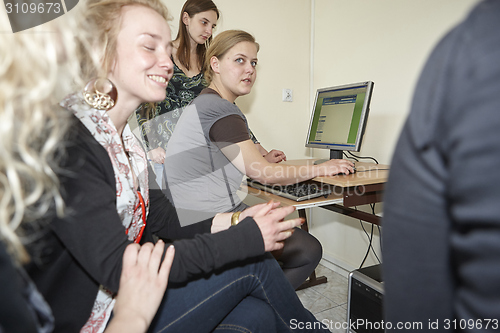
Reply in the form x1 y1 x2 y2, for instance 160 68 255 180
148 254 329 332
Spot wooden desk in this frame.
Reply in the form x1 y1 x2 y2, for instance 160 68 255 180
242 160 389 289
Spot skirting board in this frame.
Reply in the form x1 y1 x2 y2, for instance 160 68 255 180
320 253 357 278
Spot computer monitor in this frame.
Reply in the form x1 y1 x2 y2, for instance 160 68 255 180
306 81 374 163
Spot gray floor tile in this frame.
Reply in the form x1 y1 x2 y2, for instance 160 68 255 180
297 287 338 314
299 264 350 332
315 306 348 333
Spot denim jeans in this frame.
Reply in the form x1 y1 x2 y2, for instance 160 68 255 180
148 254 329 333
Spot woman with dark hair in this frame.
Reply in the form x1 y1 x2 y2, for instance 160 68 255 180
174 0 219 76
136 0 219 187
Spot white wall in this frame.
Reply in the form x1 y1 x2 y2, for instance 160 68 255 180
164 0 480 274
309 0 479 274
165 0 313 160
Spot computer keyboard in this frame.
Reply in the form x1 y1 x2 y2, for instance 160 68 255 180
246 178 332 202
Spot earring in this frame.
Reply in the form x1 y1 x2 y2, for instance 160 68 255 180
83 78 118 111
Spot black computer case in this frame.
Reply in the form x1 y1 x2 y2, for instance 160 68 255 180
347 264 383 333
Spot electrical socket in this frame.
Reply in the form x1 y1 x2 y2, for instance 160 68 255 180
282 88 293 102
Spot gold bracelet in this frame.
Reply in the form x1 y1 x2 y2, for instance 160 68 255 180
231 211 242 226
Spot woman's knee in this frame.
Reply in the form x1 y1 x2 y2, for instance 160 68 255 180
303 230 323 264
282 228 323 265
214 297 276 332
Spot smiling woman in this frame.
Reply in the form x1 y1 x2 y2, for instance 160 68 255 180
22 1 328 333
104 5 174 134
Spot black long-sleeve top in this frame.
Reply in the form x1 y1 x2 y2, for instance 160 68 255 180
25 118 265 332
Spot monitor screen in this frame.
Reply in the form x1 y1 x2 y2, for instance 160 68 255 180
306 81 374 159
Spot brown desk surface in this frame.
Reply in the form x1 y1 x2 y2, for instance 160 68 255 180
281 160 390 188
242 159 389 289
242 160 389 209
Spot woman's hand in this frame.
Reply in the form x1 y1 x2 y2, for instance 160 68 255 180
147 147 166 164
106 241 175 333
239 201 281 221
317 159 355 176
264 149 287 163
210 202 281 233
251 201 304 252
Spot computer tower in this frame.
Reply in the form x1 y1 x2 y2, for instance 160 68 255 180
347 264 383 333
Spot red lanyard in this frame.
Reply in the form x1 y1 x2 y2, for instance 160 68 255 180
126 190 147 244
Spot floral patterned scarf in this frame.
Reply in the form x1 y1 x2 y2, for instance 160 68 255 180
61 93 149 333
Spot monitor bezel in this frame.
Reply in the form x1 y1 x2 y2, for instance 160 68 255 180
305 81 374 153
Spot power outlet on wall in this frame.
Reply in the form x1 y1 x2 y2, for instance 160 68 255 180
282 88 293 102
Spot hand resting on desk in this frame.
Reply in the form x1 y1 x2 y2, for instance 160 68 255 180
264 149 287 163
316 159 355 176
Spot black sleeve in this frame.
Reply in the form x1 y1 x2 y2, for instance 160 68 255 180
52 120 264 292
0 242 39 333
143 187 212 242
167 218 265 283
51 122 129 293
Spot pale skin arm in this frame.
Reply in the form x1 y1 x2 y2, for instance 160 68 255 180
223 139 354 185
147 147 166 164
255 143 268 156
104 241 175 333
255 143 287 163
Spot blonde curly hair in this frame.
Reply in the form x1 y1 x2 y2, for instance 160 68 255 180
0 0 171 264
0 9 85 263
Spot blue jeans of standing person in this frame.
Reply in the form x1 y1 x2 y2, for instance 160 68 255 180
148 254 329 332
153 162 164 189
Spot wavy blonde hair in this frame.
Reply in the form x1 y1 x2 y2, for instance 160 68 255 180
0 9 85 264
0 0 171 264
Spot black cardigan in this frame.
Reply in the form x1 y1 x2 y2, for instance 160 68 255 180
25 118 265 332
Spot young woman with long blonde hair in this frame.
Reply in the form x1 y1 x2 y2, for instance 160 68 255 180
8 1 329 332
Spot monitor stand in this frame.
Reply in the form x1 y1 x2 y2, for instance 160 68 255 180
313 149 343 165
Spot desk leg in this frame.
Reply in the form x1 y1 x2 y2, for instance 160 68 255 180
296 209 328 291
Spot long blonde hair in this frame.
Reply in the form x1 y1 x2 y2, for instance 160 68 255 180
0 10 84 264
0 0 172 264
